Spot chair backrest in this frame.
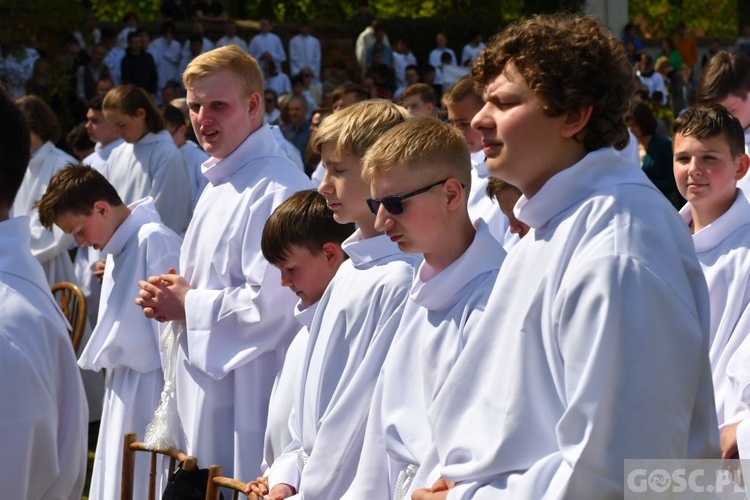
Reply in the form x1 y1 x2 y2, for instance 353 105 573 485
121 432 198 500
50 281 87 354
205 465 259 500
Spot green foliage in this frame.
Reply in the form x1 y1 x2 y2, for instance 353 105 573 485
88 0 161 23
630 0 738 38
237 0 582 22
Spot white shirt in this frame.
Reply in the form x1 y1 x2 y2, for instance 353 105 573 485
11 141 78 286
460 42 485 65
289 34 321 80
679 193 750 429
466 152 514 250
104 130 191 234
83 138 125 173
1 47 39 98
267 230 421 499
0 216 88 500
103 46 125 85
216 35 249 53
348 221 504 499
149 36 182 92
265 72 292 96
429 47 457 84
355 27 390 72
419 147 718 499
249 32 287 66
263 301 317 473
179 140 210 211
638 71 668 105
176 124 312 480
80 198 181 500
393 51 417 88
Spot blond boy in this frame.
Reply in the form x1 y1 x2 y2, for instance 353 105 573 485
257 99 420 500
347 117 505 498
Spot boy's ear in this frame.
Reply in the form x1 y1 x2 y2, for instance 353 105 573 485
135 107 147 120
92 200 110 218
560 104 593 139
736 153 750 181
321 242 344 267
444 178 464 211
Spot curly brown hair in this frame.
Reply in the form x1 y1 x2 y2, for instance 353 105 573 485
472 13 635 152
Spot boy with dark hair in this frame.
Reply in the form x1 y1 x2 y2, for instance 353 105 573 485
413 13 717 500
670 105 750 462
485 177 528 239
36 164 182 500
442 74 512 247
259 189 354 471
162 103 209 211
697 51 750 157
0 86 88 499
401 83 436 117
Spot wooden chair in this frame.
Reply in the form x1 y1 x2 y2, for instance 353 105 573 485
50 281 87 354
121 431 197 500
205 465 259 500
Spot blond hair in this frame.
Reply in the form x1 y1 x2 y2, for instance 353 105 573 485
362 116 471 188
183 45 263 102
311 99 409 159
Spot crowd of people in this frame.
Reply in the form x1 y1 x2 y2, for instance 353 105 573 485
5 4 750 500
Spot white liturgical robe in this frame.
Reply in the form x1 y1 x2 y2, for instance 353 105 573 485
347 220 505 499
416 147 718 499
11 140 77 286
80 198 181 500
0 216 88 499
466 151 513 250
104 130 191 234
267 230 420 500
176 124 312 480
262 301 317 473
679 192 750 429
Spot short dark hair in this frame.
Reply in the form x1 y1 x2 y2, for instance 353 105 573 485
628 102 658 137
697 51 750 104
486 177 521 202
261 190 354 266
673 103 746 157
15 94 61 143
442 74 482 107
66 122 95 154
35 164 123 230
331 82 370 105
0 85 31 210
89 94 105 112
401 83 436 104
162 104 186 128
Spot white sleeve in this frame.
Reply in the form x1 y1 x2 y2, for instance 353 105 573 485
346 376 392 498
183 187 300 379
442 257 717 499
148 145 191 234
298 305 406 500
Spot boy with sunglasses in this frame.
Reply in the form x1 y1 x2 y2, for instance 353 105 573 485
256 99 420 500
413 13 717 500
347 116 505 499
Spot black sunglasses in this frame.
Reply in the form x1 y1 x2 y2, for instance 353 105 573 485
366 179 450 215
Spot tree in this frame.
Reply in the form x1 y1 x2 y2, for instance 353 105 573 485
629 0 738 38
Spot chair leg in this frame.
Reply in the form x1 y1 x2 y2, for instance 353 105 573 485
205 465 222 500
121 432 136 500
